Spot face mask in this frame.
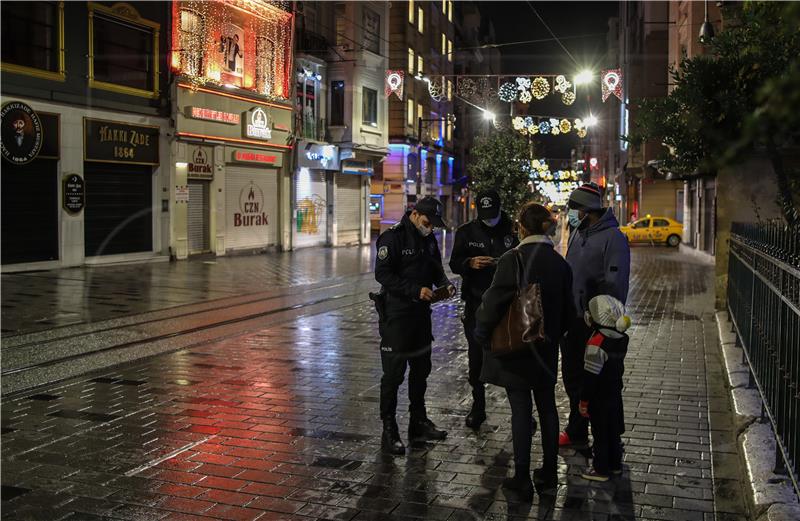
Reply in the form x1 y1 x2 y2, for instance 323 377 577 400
482 215 501 227
568 208 584 229
415 220 433 237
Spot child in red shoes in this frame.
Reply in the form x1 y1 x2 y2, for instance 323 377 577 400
578 295 631 482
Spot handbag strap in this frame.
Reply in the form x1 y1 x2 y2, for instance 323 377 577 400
513 248 526 292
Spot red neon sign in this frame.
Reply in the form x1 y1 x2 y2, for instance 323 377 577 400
190 107 240 124
234 151 277 164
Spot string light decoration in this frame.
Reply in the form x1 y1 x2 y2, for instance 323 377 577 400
498 82 517 102
171 0 293 100
385 70 404 100
602 68 623 102
531 77 550 100
553 75 571 93
515 77 532 103
511 116 590 138
528 159 582 206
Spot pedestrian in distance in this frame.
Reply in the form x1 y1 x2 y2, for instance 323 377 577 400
474 202 574 500
449 189 518 429
560 183 630 449
578 295 631 482
372 197 456 456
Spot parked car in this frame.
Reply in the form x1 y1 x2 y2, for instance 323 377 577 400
620 215 683 246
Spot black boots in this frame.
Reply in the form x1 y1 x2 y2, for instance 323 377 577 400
381 419 405 455
465 402 486 429
533 467 558 492
408 417 448 441
502 467 534 502
465 388 486 429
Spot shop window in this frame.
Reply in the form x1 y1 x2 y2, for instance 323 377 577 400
363 87 378 127
362 7 380 55
417 7 424 33
178 8 203 77
408 0 414 25
407 98 415 127
330 80 345 126
1 1 65 81
297 69 317 139
408 48 415 74
89 3 160 98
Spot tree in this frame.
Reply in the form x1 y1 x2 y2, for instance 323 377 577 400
467 130 534 217
627 2 800 225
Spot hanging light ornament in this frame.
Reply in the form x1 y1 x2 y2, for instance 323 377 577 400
554 75 572 93
498 82 517 102
427 76 446 102
519 90 533 104
528 122 539 135
532 77 550 100
577 128 588 138
574 118 585 130
512 116 525 130
458 78 477 99
561 90 576 105
538 120 551 134
559 119 572 133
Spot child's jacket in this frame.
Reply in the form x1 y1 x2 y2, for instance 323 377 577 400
580 327 629 400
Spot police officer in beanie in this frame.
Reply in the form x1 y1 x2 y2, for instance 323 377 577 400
560 182 630 449
449 190 518 428
373 196 455 455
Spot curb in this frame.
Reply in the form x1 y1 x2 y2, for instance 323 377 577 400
715 311 800 521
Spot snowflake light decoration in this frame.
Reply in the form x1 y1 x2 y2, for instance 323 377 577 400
574 118 585 130
554 75 572 93
577 128 587 138
561 91 576 105
516 77 531 90
559 119 572 133
538 120 551 134
532 77 550 100
519 90 533 103
498 82 517 102
458 78 476 99
512 117 525 130
427 77 446 102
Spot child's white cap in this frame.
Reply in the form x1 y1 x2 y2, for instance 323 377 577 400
588 295 631 332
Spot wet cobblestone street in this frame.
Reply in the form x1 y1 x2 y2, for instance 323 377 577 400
1 248 750 520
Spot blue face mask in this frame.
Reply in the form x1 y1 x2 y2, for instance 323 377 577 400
567 208 584 228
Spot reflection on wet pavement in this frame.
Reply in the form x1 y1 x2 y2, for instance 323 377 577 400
0 249 750 520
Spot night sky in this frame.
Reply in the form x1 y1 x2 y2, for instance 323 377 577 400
479 1 619 161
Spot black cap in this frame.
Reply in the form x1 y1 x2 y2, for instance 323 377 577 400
414 196 447 228
476 190 501 220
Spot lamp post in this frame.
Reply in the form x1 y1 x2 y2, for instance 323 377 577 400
699 0 715 43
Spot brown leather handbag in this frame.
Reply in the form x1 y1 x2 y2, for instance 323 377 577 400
490 249 546 357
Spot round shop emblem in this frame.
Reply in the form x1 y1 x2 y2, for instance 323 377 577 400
1 101 43 165
504 235 514 248
480 197 493 209
378 245 389 260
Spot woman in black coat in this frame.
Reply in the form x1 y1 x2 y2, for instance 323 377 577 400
475 202 574 500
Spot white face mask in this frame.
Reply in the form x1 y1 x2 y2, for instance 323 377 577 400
416 223 433 237
482 215 501 227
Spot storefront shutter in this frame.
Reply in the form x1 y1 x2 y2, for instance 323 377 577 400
336 173 362 245
224 166 278 251
188 180 210 253
294 169 328 247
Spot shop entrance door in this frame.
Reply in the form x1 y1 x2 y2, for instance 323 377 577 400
84 163 152 257
188 180 210 254
1 160 59 264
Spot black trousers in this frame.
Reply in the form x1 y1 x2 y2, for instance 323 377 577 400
380 346 432 421
560 316 592 442
505 386 559 473
589 360 625 473
462 299 485 407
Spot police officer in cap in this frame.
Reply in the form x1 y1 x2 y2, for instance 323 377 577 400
449 189 518 428
374 196 455 455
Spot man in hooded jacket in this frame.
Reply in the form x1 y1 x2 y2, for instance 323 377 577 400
449 190 518 428
560 183 630 448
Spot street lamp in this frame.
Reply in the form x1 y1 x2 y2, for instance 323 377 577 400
482 110 495 121
585 115 598 127
574 70 593 85
699 0 715 43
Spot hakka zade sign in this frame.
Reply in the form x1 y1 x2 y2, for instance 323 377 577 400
1 101 43 165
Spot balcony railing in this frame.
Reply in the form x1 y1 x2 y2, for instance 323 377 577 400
727 221 800 496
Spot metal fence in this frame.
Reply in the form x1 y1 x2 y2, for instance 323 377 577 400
727 221 800 494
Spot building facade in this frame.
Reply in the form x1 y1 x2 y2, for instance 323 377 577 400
169 0 294 258
372 0 456 233
1 1 172 271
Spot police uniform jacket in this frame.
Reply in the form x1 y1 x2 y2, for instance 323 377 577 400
374 212 451 351
449 213 518 305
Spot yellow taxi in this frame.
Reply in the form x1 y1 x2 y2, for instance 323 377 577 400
620 215 683 246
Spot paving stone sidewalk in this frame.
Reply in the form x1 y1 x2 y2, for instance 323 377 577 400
1 248 750 520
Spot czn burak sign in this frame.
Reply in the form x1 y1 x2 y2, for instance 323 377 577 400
84 118 159 165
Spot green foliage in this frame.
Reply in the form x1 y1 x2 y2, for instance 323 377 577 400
467 131 533 217
626 1 800 222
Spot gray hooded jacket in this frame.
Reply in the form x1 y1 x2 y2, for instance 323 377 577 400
566 208 630 316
